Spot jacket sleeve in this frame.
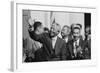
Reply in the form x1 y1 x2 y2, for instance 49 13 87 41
28 30 44 43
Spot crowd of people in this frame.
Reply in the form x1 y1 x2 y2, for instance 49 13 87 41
23 21 91 62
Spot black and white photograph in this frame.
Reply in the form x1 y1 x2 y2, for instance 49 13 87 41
22 10 91 62
0 0 100 72
11 2 97 71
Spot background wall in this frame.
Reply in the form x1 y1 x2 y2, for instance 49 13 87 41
0 0 100 73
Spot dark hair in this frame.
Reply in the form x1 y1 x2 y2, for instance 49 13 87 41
33 21 42 31
63 25 70 29
73 27 80 30
76 23 82 29
72 27 80 34
44 27 49 32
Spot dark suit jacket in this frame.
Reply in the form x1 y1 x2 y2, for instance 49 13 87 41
66 37 85 60
83 39 91 59
50 37 67 61
29 31 53 61
29 31 67 61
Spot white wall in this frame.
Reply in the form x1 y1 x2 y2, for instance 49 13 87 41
69 13 85 37
30 11 84 37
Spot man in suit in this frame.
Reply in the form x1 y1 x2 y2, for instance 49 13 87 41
49 23 67 61
61 25 72 60
28 21 52 61
66 23 85 60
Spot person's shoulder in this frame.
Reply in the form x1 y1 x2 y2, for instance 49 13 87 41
67 39 74 46
79 36 85 43
57 37 66 44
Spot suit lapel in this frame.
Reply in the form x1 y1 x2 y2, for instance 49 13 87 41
79 38 83 47
70 40 75 56
53 37 60 54
47 37 53 55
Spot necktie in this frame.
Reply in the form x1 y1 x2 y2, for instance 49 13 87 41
74 41 78 57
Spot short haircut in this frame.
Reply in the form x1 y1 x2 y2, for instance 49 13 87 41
63 25 70 29
71 23 82 30
33 21 42 31
73 27 81 30
76 23 82 29
44 27 49 31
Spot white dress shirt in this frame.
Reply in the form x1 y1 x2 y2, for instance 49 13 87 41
74 39 80 47
64 37 68 43
52 36 57 49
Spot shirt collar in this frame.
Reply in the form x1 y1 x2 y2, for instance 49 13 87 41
74 38 80 45
52 36 57 41
63 37 68 43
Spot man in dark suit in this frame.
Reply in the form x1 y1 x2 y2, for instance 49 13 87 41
66 24 85 60
61 25 72 60
28 21 52 61
50 23 67 61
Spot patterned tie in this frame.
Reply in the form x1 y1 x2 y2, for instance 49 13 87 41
74 41 78 57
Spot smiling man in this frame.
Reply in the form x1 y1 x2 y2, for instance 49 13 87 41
66 23 85 60
49 23 68 60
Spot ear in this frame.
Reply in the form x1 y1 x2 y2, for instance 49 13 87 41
57 31 60 34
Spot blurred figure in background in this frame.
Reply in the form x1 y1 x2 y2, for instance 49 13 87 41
23 37 42 62
23 21 43 62
61 25 72 43
61 25 72 60
83 26 91 59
